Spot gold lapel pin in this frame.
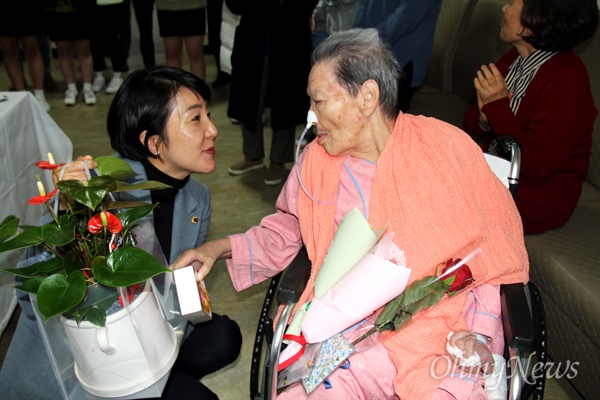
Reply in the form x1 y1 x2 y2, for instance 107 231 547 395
191 216 199 224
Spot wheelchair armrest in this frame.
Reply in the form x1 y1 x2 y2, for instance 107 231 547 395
277 246 311 304
501 283 535 353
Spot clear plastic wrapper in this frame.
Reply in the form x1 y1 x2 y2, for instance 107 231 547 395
30 219 188 399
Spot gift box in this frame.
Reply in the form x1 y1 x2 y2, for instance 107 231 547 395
173 266 212 324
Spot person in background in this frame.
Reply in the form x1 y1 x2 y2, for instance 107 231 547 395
463 0 599 234
311 0 359 49
155 0 207 79
353 0 443 112
172 28 529 399
39 34 58 90
207 0 230 88
43 0 97 106
0 66 242 400
226 0 318 186
0 0 50 111
90 0 130 94
132 0 156 68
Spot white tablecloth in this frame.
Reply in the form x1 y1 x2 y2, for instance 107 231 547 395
0 92 73 336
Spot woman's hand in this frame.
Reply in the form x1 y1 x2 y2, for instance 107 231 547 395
55 155 97 186
447 330 495 375
170 238 233 282
56 155 97 210
474 63 511 108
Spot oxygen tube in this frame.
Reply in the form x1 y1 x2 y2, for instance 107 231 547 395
295 111 339 205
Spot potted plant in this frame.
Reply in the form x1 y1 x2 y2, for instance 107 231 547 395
0 154 172 326
0 154 180 397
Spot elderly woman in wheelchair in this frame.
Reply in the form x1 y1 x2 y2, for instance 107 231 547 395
173 28 529 399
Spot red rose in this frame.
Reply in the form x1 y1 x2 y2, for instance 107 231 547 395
442 258 474 293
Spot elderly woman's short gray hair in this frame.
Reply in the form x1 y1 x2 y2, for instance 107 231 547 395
311 28 401 120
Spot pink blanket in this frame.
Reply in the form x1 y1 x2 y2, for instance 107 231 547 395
296 114 529 398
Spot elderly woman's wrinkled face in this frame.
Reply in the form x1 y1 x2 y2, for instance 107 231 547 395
307 61 367 158
156 87 218 179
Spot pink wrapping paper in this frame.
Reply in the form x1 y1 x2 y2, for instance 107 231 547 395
301 252 411 343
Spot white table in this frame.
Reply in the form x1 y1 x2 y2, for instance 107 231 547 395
0 91 73 336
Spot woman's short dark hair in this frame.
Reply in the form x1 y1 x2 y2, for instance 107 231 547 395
521 0 599 51
107 66 212 161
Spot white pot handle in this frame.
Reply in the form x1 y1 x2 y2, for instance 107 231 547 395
96 327 116 355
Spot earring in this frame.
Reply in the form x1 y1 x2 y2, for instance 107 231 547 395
155 149 160 156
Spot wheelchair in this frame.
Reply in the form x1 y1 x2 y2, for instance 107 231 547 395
250 138 547 400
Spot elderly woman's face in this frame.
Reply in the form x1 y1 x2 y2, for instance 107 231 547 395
500 0 526 45
307 62 367 158
156 87 218 179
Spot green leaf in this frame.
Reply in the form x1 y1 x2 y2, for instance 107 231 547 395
0 226 44 253
63 253 86 275
14 276 44 293
375 275 447 331
58 176 117 210
42 215 77 246
0 216 20 242
70 299 114 327
95 156 137 181
82 304 109 327
111 180 172 193
116 203 157 229
1 257 63 278
103 200 157 211
92 247 170 287
37 272 87 321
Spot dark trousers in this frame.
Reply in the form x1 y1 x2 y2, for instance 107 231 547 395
91 3 129 73
133 0 156 68
160 313 243 399
242 56 295 164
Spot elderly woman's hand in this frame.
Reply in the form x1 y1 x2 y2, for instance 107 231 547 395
170 238 233 282
474 63 512 108
447 330 495 375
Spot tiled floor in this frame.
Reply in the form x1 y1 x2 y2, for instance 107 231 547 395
0 36 584 400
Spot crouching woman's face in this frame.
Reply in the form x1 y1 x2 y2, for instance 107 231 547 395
149 87 218 179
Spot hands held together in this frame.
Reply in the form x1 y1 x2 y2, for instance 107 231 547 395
474 63 513 125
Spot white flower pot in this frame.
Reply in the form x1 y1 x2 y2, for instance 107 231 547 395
60 284 178 398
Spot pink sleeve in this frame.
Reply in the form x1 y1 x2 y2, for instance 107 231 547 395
226 165 305 292
462 284 504 354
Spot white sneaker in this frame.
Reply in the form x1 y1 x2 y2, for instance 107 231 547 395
92 75 105 92
64 88 78 106
82 88 97 106
105 76 123 94
35 95 51 112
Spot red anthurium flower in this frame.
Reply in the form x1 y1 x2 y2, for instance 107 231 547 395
27 187 59 205
88 211 123 234
35 161 66 170
442 258 474 293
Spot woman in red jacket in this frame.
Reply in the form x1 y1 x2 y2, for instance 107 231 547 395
463 0 598 234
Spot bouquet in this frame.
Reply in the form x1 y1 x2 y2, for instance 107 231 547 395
352 249 479 345
0 154 172 327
